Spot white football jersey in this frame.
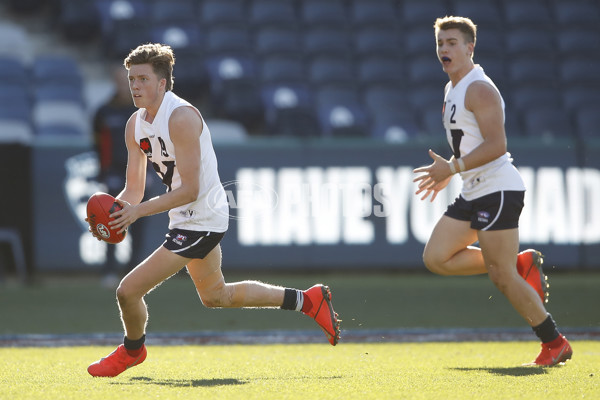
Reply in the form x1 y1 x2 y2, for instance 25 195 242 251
442 65 525 200
134 91 229 232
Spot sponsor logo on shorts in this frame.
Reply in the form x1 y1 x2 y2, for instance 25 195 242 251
477 211 490 223
173 233 187 246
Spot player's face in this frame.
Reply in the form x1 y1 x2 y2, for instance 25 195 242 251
127 64 166 110
436 28 474 78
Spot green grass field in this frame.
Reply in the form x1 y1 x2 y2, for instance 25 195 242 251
1 271 598 399
1 342 598 400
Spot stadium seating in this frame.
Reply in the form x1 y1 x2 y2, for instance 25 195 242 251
260 55 306 86
261 83 319 137
315 86 368 137
553 0 600 29
249 0 297 29
354 26 402 59
301 0 349 30
522 106 572 139
199 0 246 28
5 0 600 139
349 0 398 29
255 26 302 58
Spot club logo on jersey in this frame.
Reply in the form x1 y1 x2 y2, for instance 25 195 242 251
173 233 187 246
139 138 152 157
477 211 490 224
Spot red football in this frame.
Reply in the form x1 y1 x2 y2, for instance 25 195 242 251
86 192 127 244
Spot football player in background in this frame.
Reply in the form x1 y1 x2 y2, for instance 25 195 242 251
413 16 572 366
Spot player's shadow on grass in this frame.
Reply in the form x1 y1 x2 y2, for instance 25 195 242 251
116 376 247 387
450 367 548 377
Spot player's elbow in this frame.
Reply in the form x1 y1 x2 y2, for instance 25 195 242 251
181 183 200 204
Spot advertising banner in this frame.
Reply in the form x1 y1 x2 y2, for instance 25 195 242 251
33 138 600 271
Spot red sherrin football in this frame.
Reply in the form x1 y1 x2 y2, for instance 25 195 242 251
86 192 127 244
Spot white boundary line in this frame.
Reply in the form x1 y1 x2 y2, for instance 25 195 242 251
1 328 598 347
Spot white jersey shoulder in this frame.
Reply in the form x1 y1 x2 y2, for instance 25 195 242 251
134 91 229 232
442 65 525 200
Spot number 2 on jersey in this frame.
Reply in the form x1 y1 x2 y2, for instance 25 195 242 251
449 104 464 159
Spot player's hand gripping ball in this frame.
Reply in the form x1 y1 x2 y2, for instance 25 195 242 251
86 192 127 244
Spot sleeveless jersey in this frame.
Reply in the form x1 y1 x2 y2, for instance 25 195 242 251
442 65 525 200
134 91 229 232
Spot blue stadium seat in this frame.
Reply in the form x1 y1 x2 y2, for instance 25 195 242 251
205 54 262 127
261 83 320 137
349 0 398 29
420 103 444 136
0 23 34 65
354 27 401 58
505 29 554 57
363 86 411 115
522 106 572 138
557 28 600 58
503 0 553 29
260 55 306 84
553 0 600 29
171 50 209 100
316 86 368 137
32 101 90 139
408 86 442 111
400 0 448 27
206 26 251 56
33 55 82 86
475 55 507 89
451 0 503 29
357 55 404 89
562 88 600 114
58 0 101 42
0 57 28 87
300 0 349 29
370 109 419 142
249 0 297 29
150 22 204 52
405 27 436 57
150 0 198 23
509 86 562 111
34 84 84 105
94 0 150 35
407 56 446 89
199 0 246 27
559 58 600 88
255 26 302 58
308 56 356 88
303 28 353 59
106 18 152 60
0 90 31 124
507 56 556 87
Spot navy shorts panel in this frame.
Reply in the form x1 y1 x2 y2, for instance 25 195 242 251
444 191 524 231
162 229 226 259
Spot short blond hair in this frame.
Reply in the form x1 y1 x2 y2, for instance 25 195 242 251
434 16 477 45
124 43 175 91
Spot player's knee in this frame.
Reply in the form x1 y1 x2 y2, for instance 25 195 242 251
422 251 449 276
115 280 142 306
487 265 511 293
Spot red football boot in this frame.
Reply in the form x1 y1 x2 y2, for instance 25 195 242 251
517 249 549 303
88 344 147 377
525 335 573 366
303 284 341 346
